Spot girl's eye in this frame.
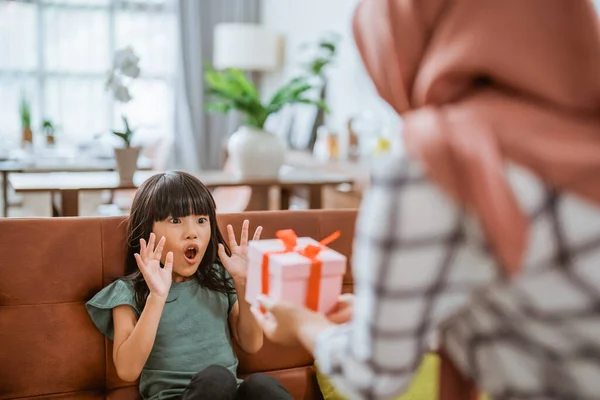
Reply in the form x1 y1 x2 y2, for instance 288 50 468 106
169 218 180 224
198 217 207 224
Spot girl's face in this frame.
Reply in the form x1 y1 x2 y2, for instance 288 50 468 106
152 214 212 282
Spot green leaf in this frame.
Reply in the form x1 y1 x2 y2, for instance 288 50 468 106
226 68 259 100
19 97 31 128
121 115 133 134
268 78 310 104
311 58 329 75
267 77 305 104
265 77 317 115
296 98 330 113
203 65 270 128
204 67 255 101
112 130 130 146
203 62 330 130
205 102 232 113
320 42 336 53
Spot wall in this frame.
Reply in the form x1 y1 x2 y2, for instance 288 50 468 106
260 0 600 158
259 0 403 157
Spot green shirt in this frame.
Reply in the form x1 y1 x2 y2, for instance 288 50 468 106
85 266 239 400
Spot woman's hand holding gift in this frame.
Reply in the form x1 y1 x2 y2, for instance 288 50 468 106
326 293 355 324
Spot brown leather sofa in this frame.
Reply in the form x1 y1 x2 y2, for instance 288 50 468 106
0 210 357 400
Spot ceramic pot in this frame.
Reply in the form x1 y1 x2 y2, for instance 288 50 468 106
114 146 141 185
21 128 32 148
227 126 285 179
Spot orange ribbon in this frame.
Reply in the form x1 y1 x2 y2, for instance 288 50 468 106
260 229 341 312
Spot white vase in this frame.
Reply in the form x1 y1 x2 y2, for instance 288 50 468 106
227 126 285 179
114 146 141 185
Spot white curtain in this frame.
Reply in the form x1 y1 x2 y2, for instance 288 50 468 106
170 0 260 172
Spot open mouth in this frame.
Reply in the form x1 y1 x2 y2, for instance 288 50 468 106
184 244 199 263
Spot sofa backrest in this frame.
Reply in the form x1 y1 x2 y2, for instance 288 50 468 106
0 210 357 400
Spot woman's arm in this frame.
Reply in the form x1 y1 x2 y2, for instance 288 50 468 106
311 156 499 399
112 293 166 382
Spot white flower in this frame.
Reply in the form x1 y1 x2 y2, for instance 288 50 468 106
113 84 132 103
105 70 117 90
113 46 140 71
107 46 140 104
121 64 140 79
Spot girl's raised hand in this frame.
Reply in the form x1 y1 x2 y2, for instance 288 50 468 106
218 219 262 283
134 232 173 299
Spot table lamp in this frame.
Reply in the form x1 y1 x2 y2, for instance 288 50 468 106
213 23 282 71
211 23 286 179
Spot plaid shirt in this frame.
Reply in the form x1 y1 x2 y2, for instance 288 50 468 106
314 156 600 400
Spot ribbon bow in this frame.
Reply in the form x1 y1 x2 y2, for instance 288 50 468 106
260 229 341 311
275 229 341 254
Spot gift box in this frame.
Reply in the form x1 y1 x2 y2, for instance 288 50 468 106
245 229 347 314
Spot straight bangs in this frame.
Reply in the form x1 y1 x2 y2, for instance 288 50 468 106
148 172 215 222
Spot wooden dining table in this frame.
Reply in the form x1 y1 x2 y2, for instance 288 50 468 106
0 157 152 217
8 166 354 217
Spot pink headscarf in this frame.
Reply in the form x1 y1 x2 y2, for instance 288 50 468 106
353 0 600 274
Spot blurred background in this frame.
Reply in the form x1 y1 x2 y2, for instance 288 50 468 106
1 0 599 218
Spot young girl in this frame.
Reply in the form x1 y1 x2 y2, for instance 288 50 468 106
86 171 293 400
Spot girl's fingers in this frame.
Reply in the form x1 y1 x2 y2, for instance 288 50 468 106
134 253 146 271
240 219 249 245
227 224 237 247
147 233 156 257
218 243 228 262
140 238 147 258
154 236 166 261
252 226 263 241
163 252 174 274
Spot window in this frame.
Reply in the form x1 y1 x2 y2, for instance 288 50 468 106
0 0 176 148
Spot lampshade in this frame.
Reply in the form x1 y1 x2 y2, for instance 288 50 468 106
213 23 282 71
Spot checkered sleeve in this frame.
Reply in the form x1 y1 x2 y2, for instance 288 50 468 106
314 156 499 400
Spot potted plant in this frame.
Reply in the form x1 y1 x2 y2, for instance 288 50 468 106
19 97 32 148
300 32 341 78
297 32 341 150
42 119 56 146
204 67 328 178
106 46 141 184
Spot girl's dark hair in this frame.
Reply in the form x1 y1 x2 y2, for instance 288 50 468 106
122 171 234 311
